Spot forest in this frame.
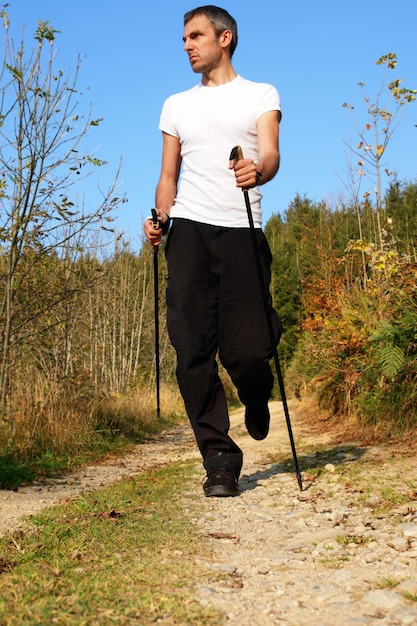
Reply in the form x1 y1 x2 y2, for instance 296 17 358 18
0 12 416 474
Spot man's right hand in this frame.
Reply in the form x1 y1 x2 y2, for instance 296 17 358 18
144 216 163 247
144 209 170 247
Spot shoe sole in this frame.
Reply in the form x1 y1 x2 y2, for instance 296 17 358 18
204 485 240 497
245 418 269 440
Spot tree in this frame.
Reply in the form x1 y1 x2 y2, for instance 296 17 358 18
343 53 416 251
385 179 417 258
0 9 125 413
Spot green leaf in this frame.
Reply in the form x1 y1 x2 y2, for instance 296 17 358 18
34 20 60 44
378 345 404 379
369 321 398 344
4 63 23 82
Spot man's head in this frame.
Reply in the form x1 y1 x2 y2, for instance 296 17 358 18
184 5 238 58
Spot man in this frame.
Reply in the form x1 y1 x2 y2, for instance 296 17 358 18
144 5 282 497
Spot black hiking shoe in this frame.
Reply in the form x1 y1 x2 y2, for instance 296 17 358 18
203 467 240 497
245 403 270 440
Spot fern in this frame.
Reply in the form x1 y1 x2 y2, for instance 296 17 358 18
378 345 404 379
369 321 406 379
369 321 400 344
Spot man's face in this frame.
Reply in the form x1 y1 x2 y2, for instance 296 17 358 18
183 15 224 74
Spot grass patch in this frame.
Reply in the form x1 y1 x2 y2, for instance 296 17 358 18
318 555 349 569
379 485 411 507
0 385 187 490
0 422 169 490
0 460 221 625
378 577 400 589
0 452 35 490
402 591 417 603
336 534 371 546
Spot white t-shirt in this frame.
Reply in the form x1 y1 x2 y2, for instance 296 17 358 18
159 75 281 228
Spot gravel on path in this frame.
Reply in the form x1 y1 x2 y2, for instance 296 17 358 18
187 404 417 625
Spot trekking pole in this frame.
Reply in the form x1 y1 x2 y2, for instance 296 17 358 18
230 146 303 491
151 208 161 418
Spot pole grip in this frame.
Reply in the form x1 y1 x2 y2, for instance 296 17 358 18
151 208 159 229
230 145 250 192
230 145 244 161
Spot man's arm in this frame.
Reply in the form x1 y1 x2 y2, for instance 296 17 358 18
229 109 281 189
255 109 281 184
156 132 182 213
144 132 182 246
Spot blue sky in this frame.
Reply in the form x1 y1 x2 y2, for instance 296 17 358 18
6 1 417 248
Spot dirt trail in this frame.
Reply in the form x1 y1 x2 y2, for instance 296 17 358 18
189 403 417 625
0 399 320 537
1 401 417 625
0 419 198 537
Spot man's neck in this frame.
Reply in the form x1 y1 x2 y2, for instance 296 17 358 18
201 65 237 87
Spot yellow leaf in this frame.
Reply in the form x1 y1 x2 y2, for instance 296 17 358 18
376 145 384 155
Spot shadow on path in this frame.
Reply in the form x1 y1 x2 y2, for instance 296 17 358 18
239 444 368 493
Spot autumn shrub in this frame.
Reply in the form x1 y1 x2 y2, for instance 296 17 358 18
288 240 417 431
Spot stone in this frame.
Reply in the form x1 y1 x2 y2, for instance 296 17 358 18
361 589 403 608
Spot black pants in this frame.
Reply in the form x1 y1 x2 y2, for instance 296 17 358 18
165 218 281 476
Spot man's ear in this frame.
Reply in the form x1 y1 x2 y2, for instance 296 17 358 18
219 29 232 51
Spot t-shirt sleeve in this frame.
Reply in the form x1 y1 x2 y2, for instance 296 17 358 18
255 84 281 120
159 96 179 137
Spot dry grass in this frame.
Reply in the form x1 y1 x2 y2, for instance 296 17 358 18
95 384 185 438
9 370 99 458
1 368 187 487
